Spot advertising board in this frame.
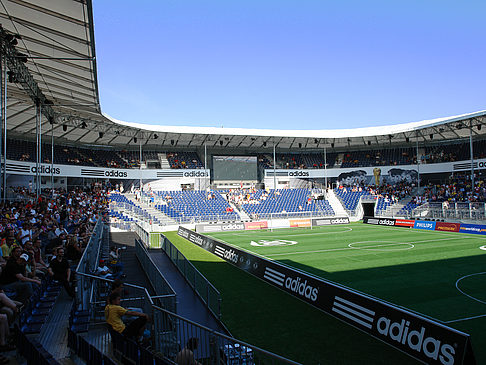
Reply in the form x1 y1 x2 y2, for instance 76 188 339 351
195 222 245 233
177 226 474 365
363 217 396 226
414 220 437 231
244 221 269 230
289 218 311 228
312 217 350 226
435 222 460 233
458 223 486 235
395 219 415 227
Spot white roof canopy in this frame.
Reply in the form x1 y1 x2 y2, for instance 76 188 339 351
2 0 486 152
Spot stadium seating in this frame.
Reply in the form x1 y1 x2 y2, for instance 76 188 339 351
154 190 239 222
166 152 204 169
239 189 334 216
334 188 375 210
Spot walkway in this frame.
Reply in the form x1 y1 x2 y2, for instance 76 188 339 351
148 249 227 334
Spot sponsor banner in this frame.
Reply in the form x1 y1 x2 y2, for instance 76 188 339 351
458 223 486 235
435 222 460 233
289 218 311 228
312 217 350 226
395 219 415 228
244 221 268 230
3 159 210 180
178 227 474 365
414 221 437 231
195 222 245 234
363 217 396 226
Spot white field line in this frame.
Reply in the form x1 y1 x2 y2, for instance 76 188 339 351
226 227 353 238
265 236 475 257
443 313 486 324
455 272 486 306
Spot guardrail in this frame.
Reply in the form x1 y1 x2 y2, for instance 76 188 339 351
134 238 177 312
160 234 221 319
75 217 104 310
75 272 300 365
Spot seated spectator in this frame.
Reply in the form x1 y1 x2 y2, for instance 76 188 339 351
109 246 124 274
175 338 202 365
0 249 41 304
48 247 74 297
105 292 148 342
0 289 21 324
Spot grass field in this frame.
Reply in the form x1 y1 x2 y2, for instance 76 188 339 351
166 223 486 364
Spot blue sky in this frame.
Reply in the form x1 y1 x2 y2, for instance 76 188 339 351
93 1 486 130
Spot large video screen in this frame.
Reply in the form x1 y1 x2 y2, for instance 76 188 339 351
213 156 257 181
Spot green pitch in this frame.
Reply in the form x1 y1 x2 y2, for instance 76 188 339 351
165 223 486 364
208 224 486 357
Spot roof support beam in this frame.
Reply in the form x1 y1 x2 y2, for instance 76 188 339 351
0 26 54 120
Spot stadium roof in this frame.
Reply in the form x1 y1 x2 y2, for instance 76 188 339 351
2 0 486 152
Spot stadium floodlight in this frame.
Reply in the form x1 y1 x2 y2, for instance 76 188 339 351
406 137 410 143
367 140 371 146
314 139 318 144
331 143 334 148
153 134 158 139
80 122 87 129
99 132 104 139
62 125 67 131
171 140 174 145
263 141 267 147
430 134 433 140
478 125 482 131
133 137 137 143
220 140 223 146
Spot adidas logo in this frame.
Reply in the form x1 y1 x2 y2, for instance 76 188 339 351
377 317 456 365
264 267 318 301
214 246 238 264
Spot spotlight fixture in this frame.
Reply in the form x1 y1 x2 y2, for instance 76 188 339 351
16 53 28 63
80 122 87 129
406 137 410 143
367 140 371 146
62 125 67 132
153 134 158 139
171 140 174 145
7 71 16 83
314 139 318 144
478 125 482 131
298 143 302 148
220 140 223 146
133 137 137 143
263 141 267 147
430 134 433 140
331 143 334 148
99 132 104 139
5 34 18 46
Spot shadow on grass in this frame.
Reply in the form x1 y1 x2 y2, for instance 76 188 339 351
165 231 485 364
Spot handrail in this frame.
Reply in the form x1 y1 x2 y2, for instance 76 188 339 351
160 234 222 319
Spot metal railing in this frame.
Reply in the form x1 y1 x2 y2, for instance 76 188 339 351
75 217 104 310
152 304 301 365
76 272 301 365
160 235 222 319
134 238 177 312
412 202 486 221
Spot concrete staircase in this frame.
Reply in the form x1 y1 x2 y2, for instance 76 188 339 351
326 190 349 217
125 193 176 225
230 202 251 220
158 153 171 169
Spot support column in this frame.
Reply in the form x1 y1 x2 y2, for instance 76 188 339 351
0 50 3 200
273 143 276 190
324 146 327 190
470 122 474 190
2 53 5 200
139 138 143 193
416 132 420 190
51 117 54 197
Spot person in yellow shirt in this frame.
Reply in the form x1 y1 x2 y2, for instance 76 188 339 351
105 292 148 340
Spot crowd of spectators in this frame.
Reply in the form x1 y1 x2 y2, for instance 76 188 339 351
0 184 107 358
